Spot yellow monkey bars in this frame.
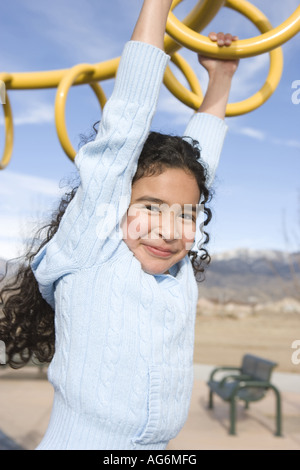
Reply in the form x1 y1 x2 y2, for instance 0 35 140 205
1 0 299 168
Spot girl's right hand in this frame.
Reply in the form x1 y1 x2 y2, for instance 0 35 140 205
198 32 239 78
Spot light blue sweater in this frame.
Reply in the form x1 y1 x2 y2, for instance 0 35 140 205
31 41 227 450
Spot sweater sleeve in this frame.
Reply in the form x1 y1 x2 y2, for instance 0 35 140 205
183 112 228 188
31 41 169 308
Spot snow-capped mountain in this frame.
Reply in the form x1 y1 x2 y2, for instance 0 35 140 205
198 248 300 303
212 248 296 263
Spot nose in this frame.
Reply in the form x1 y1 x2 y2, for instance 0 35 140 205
160 210 180 241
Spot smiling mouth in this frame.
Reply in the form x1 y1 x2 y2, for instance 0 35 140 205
143 244 175 258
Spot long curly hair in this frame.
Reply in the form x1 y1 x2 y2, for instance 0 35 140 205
0 125 214 368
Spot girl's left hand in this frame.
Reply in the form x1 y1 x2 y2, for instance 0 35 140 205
198 32 239 77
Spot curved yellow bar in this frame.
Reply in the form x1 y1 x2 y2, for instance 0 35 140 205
166 2 300 58
163 0 284 116
4 1 225 91
163 52 203 109
0 74 14 169
226 0 283 115
0 0 298 168
165 0 226 56
5 57 120 91
55 64 107 160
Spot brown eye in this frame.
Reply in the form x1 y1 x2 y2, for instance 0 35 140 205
181 213 196 222
145 205 160 213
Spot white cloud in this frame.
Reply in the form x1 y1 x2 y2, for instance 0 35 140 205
14 102 54 125
0 171 65 260
0 215 37 260
0 216 24 239
229 54 269 102
238 127 266 141
252 0 300 27
0 92 54 126
0 239 23 261
285 139 300 149
0 170 62 199
271 138 300 149
230 124 300 149
21 0 127 64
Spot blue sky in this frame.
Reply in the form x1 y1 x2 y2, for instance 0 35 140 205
0 0 299 260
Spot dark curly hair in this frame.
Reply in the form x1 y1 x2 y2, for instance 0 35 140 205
0 124 214 368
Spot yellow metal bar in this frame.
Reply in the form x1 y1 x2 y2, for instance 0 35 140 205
165 0 226 56
0 75 14 169
0 0 298 168
163 52 203 109
163 0 284 115
55 64 107 160
165 2 300 58
3 1 226 91
4 57 120 91
226 0 284 115
0 1 297 91
0 97 14 170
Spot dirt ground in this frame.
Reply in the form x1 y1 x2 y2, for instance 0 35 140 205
193 312 300 374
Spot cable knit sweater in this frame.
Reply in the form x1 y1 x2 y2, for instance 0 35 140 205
31 41 227 450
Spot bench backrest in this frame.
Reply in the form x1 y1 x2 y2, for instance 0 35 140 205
241 354 277 382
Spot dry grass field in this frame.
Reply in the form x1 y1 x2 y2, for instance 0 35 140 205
194 311 300 373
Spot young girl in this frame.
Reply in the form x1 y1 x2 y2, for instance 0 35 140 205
0 0 238 450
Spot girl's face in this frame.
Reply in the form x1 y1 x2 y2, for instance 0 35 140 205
121 167 201 275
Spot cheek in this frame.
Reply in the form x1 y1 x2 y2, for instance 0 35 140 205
181 222 196 250
122 211 152 240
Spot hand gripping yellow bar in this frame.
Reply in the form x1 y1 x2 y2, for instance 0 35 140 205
1 0 299 168
166 0 300 58
0 0 225 166
164 0 286 116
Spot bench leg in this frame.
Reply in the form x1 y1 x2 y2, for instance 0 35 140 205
229 396 237 435
273 386 282 437
208 390 214 409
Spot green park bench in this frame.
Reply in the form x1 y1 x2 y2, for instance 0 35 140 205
207 354 282 436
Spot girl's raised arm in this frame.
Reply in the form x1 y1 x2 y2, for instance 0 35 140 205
131 0 173 49
31 1 172 308
197 32 239 120
184 32 239 187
